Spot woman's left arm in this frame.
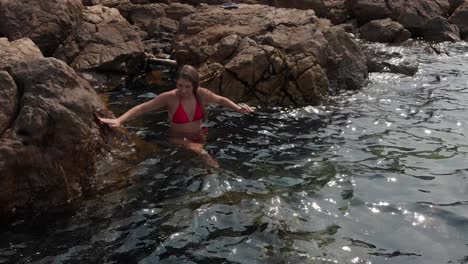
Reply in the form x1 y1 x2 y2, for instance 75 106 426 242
200 88 254 113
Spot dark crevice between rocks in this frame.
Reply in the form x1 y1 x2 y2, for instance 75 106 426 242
279 66 298 106
224 68 253 101
384 0 397 19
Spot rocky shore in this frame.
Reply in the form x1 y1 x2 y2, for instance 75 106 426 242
1 0 467 215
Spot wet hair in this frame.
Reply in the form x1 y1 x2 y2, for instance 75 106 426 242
176 65 206 121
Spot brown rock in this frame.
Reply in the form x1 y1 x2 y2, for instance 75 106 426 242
0 0 83 56
388 0 450 31
423 16 460 41
348 0 392 24
174 4 367 105
449 1 468 39
0 38 133 215
54 5 144 72
359 18 411 43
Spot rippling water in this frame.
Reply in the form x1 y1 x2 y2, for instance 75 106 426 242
2 42 468 264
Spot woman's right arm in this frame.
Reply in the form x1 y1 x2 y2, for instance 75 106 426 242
99 92 170 127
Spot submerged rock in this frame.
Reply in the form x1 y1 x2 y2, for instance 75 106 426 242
0 38 133 216
364 44 419 76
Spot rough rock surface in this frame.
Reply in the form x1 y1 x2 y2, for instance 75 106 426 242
449 2 468 39
359 18 411 43
174 4 367 105
164 0 464 42
54 5 144 72
0 38 132 215
0 0 83 56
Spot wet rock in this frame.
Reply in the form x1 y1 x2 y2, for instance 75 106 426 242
0 38 133 216
324 26 368 94
449 2 468 39
359 18 411 43
364 45 419 76
0 0 83 56
175 4 367 105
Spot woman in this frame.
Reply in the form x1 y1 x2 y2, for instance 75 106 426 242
99 65 254 165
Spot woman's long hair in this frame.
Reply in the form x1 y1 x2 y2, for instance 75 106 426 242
177 65 207 121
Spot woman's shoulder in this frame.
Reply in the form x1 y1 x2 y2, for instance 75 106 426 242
198 87 214 97
159 89 178 99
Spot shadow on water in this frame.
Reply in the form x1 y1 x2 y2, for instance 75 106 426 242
3 42 468 264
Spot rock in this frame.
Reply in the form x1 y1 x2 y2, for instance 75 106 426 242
423 16 460 42
349 0 458 42
348 0 392 24
54 5 144 72
0 72 17 138
0 0 83 56
323 26 368 94
364 44 419 76
0 39 133 216
53 5 145 88
449 2 468 39
174 4 367 105
448 0 466 13
165 2 197 20
82 0 129 7
0 38 44 69
116 2 195 58
388 0 450 33
359 18 411 43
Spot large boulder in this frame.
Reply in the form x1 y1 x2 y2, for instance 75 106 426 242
348 0 392 24
349 0 460 42
116 2 195 55
53 5 145 88
0 38 133 216
54 5 144 72
423 16 460 42
387 0 454 38
359 18 411 43
449 2 468 39
0 0 83 56
174 4 367 105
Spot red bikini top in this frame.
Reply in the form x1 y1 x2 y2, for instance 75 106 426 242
171 94 204 124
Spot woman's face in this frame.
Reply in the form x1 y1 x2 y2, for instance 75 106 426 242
176 78 194 97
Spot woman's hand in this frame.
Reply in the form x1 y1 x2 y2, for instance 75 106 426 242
98 117 122 127
237 104 254 113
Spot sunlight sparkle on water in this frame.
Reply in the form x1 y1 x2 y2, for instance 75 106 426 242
312 202 322 212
